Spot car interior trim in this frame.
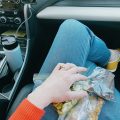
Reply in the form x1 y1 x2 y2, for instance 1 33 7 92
37 6 120 21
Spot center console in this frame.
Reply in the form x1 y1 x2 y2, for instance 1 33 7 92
0 0 26 49
0 1 27 119
0 0 24 28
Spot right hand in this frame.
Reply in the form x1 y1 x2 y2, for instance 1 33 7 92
28 63 88 109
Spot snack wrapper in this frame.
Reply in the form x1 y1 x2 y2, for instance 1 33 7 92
33 67 115 120
58 96 104 120
53 67 115 120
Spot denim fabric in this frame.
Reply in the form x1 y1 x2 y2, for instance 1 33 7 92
34 19 120 120
99 89 120 120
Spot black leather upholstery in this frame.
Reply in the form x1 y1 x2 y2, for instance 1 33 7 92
6 83 59 120
6 84 34 119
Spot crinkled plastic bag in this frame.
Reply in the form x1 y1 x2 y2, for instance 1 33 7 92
54 67 115 120
71 67 115 101
58 95 104 120
33 67 115 120
87 67 114 100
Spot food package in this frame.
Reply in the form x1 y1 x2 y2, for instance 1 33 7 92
58 95 104 120
53 67 115 120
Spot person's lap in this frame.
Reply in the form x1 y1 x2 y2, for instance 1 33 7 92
36 19 120 120
41 89 120 120
40 68 120 120
40 61 120 120
41 79 120 120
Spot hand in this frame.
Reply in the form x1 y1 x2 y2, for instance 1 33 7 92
27 63 88 109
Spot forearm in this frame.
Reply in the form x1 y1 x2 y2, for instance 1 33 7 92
9 85 52 120
27 86 52 109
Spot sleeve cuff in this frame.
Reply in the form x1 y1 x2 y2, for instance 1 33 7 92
9 99 45 120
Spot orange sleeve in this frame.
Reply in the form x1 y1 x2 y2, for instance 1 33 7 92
9 99 45 120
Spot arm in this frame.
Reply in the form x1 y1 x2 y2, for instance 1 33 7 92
9 99 45 120
9 63 88 120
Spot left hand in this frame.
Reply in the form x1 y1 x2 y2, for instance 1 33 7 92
27 63 88 109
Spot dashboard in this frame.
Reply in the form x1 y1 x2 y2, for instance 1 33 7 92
37 6 120 22
0 0 24 28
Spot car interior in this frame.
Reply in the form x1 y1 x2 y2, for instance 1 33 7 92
0 0 120 120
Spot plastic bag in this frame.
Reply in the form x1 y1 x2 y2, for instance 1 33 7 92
58 95 104 120
70 67 115 101
54 67 115 120
33 67 115 120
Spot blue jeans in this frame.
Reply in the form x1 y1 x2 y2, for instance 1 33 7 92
38 19 120 120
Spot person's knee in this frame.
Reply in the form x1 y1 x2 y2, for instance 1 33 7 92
60 19 85 30
59 19 89 36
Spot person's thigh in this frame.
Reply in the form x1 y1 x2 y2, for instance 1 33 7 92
42 104 58 120
99 89 120 120
39 19 110 74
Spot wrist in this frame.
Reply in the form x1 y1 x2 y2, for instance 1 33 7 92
27 88 52 109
